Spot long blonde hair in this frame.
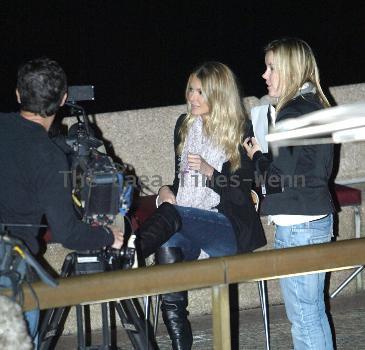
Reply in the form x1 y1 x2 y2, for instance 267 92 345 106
265 38 330 112
177 62 247 171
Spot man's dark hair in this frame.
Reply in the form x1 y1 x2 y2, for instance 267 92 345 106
17 57 67 117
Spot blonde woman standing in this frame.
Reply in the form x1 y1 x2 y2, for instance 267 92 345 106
156 61 266 349
244 38 334 350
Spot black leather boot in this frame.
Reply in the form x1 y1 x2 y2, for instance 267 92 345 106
156 247 193 350
136 202 182 259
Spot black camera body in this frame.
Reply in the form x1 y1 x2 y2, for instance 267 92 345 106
64 87 132 226
81 151 120 218
66 123 132 226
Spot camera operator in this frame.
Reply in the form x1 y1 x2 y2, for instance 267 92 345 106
0 57 123 345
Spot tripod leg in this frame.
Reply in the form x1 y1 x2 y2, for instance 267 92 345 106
153 295 161 336
115 299 156 349
39 307 72 350
39 253 76 350
76 304 86 348
101 303 110 347
41 250 157 349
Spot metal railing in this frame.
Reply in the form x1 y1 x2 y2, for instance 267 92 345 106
11 238 365 349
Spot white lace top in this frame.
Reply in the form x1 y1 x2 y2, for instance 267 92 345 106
176 116 227 211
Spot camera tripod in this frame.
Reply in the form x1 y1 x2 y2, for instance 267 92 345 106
39 250 157 350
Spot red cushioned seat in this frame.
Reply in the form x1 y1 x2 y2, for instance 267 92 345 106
334 184 362 207
130 195 157 230
43 228 52 242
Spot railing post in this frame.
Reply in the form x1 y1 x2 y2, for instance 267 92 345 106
354 206 363 291
212 284 231 349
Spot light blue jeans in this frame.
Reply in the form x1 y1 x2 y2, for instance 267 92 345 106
162 205 237 260
275 214 334 350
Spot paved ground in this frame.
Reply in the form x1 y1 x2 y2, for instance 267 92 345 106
53 290 365 349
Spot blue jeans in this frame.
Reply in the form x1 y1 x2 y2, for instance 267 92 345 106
25 309 39 348
275 215 334 350
0 259 39 349
162 205 237 260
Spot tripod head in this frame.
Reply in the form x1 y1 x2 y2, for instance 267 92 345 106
74 233 138 275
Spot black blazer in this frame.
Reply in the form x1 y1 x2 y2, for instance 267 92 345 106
253 93 335 216
169 114 267 253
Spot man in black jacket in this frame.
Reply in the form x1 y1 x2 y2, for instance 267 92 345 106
0 58 124 346
0 58 124 254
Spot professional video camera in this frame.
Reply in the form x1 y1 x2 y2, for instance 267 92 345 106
63 86 134 269
64 86 133 227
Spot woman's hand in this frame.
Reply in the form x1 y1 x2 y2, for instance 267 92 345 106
243 137 261 160
187 153 214 179
158 185 176 205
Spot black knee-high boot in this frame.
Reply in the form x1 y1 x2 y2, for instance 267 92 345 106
136 202 182 259
156 247 193 350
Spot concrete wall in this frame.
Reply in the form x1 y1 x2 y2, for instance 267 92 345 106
61 85 365 189
329 84 365 182
44 83 365 331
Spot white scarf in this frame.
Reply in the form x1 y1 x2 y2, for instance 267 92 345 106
176 116 227 211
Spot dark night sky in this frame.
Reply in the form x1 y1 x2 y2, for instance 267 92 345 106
1 1 364 114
